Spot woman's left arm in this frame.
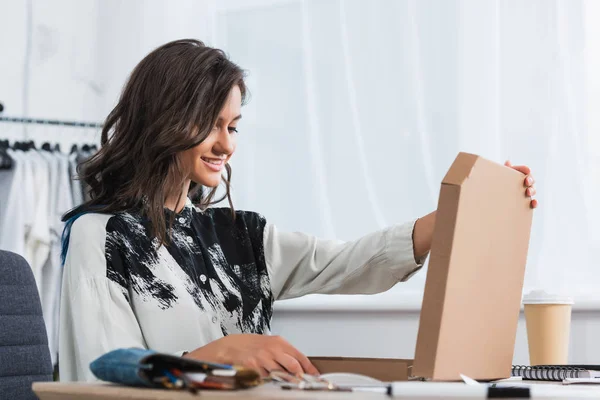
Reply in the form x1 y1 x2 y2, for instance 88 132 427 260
264 219 426 301
265 161 536 302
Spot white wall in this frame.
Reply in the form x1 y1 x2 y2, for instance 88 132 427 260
2 0 600 364
272 306 600 366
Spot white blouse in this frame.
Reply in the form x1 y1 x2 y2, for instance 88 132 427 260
59 199 424 381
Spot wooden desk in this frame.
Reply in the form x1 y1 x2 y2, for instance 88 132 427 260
32 381 600 399
32 382 386 400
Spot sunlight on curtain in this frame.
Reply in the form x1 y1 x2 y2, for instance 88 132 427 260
2 0 597 302
219 0 600 299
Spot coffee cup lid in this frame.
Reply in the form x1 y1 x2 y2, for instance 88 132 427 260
522 290 574 305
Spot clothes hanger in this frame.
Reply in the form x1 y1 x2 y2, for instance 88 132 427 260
0 147 13 170
19 140 36 152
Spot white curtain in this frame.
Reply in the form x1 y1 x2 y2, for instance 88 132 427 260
1 0 598 299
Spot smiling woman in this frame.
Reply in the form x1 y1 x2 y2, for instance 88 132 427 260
62 40 247 245
173 87 242 207
57 39 536 382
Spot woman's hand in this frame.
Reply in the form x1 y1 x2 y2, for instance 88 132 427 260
504 160 538 209
183 333 319 377
412 160 538 260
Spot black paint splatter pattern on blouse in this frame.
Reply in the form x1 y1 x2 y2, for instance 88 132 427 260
103 204 273 335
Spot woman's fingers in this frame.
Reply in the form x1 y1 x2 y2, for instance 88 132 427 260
253 352 286 377
513 165 532 175
272 336 319 375
531 198 538 209
505 159 530 175
283 348 318 375
506 160 532 176
244 358 269 377
211 334 319 378
245 336 319 377
522 175 537 208
525 175 535 187
274 352 305 375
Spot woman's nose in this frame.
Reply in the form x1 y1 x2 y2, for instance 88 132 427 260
214 128 235 155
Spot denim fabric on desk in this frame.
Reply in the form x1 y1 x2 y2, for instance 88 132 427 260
90 348 156 387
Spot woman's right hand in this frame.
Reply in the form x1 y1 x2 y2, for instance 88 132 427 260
183 333 319 377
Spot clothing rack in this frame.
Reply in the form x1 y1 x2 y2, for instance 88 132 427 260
0 102 102 128
0 116 103 129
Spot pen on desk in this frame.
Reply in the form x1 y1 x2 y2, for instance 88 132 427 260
348 385 391 394
486 387 531 398
389 383 531 398
279 384 391 393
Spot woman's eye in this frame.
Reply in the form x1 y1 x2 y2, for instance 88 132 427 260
228 127 238 134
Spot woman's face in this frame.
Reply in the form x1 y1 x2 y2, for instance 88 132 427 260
181 85 242 188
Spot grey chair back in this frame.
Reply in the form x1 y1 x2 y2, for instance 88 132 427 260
0 250 53 399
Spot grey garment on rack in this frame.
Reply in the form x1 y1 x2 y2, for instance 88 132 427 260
42 153 74 366
0 151 27 256
68 153 84 206
0 167 16 233
75 151 93 203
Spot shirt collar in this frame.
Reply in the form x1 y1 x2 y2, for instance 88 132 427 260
164 197 194 225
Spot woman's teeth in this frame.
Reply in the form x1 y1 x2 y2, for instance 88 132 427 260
201 157 223 165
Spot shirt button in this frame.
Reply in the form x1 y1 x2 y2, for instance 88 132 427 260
200 274 207 283
186 236 193 243
212 316 218 324
178 217 185 223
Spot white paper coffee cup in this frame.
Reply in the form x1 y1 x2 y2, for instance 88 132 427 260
523 290 573 365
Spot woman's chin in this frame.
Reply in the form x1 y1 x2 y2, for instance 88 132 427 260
193 176 222 188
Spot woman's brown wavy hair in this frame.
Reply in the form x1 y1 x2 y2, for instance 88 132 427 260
63 39 246 244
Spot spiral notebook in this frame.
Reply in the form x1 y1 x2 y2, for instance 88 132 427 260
512 365 600 381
